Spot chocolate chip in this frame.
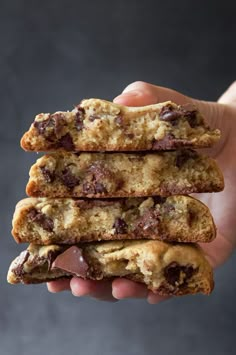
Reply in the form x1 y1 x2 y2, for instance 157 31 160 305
60 167 80 189
187 208 196 227
33 117 54 135
28 208 54 232
75 107 85 131
113 218 128 234
59 133 75 151
52 246 88 277
13 251 30 277
152 133 175 150
52 113 66 137
126 133 134 139
164 262 195 286
40 166 55 183
94 182 107 193
153 196 167 205
176 150 198 168
182 109 199 128
82 181 107 195
114 115 124 126
135 209 160 235
89 114 100 122
159 105 182 123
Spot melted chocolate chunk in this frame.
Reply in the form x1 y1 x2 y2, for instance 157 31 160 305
40 166 55 183
153 196 167 205
159 105 182 123
60 167 80 189
33 117 54 135
13 251 30 277
82 181 107 195
176 150 198 168
187 208 196 227
164 262 195 286
52 246 88 277
59 133 75 151
135 209 160 235
52 113 66 137
113 218 128 234
152 133 176 150
28 208 54 232
183 110 199 128
75 107 85 131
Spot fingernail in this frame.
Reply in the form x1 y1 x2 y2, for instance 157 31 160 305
113 90 140 103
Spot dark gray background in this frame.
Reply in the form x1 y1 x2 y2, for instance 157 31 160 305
1 1 236 354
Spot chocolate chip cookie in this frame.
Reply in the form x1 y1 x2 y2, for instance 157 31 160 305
12 196 216 244
21 99 220 152
7 240 213 296
26 150 224 198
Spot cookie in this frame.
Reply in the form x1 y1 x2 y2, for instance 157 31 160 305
26 150 224 198
7 240 213 296
12 196 216 244
21 99 220 152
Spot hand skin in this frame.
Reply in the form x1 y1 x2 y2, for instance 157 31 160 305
47 81 236 303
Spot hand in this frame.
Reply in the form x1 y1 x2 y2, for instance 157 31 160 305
48 81 236 303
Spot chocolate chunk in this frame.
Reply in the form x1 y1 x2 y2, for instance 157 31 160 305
126 133 134 139
164 262 195 286
94 182 107 193
82 181 107 195
33 117 54 135
183 110 198 128
152 133 175 150
153 196 167 205
113 218 128 234
13 251 30 277
60 167 80 189
135 209 160 235
176 150 198 168
187 208 196 227
40 166 55 183
59 133 75 151
159 105 182 123
28 208 54 232
51 113 66 137
52 246 88 277
89 114 100 122
75 107 85 131
114 115 124 126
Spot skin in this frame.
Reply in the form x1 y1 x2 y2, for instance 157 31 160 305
47 81 236 303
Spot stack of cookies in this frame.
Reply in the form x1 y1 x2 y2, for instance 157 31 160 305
7 99 224 296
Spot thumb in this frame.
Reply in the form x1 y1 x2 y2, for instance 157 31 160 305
114 81 228 131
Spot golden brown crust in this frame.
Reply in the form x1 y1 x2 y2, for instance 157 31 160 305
7 240 214 296
11 196 216 244
20 99 220 152
25 151 224 198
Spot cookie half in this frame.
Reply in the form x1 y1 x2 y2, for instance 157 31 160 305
12 196 216 244
26 150 224 198
21 99 220 152
7 240 213 296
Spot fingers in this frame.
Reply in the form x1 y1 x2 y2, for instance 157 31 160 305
47 279 71 293
114 81 188 107
112 278 148 299
114 80 227 132
70 277 117 302
218 81 236 105
147 291 170 304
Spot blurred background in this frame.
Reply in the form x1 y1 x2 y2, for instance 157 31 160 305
1 1 236 354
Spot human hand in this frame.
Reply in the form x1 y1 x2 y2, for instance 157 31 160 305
48 81 236 303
